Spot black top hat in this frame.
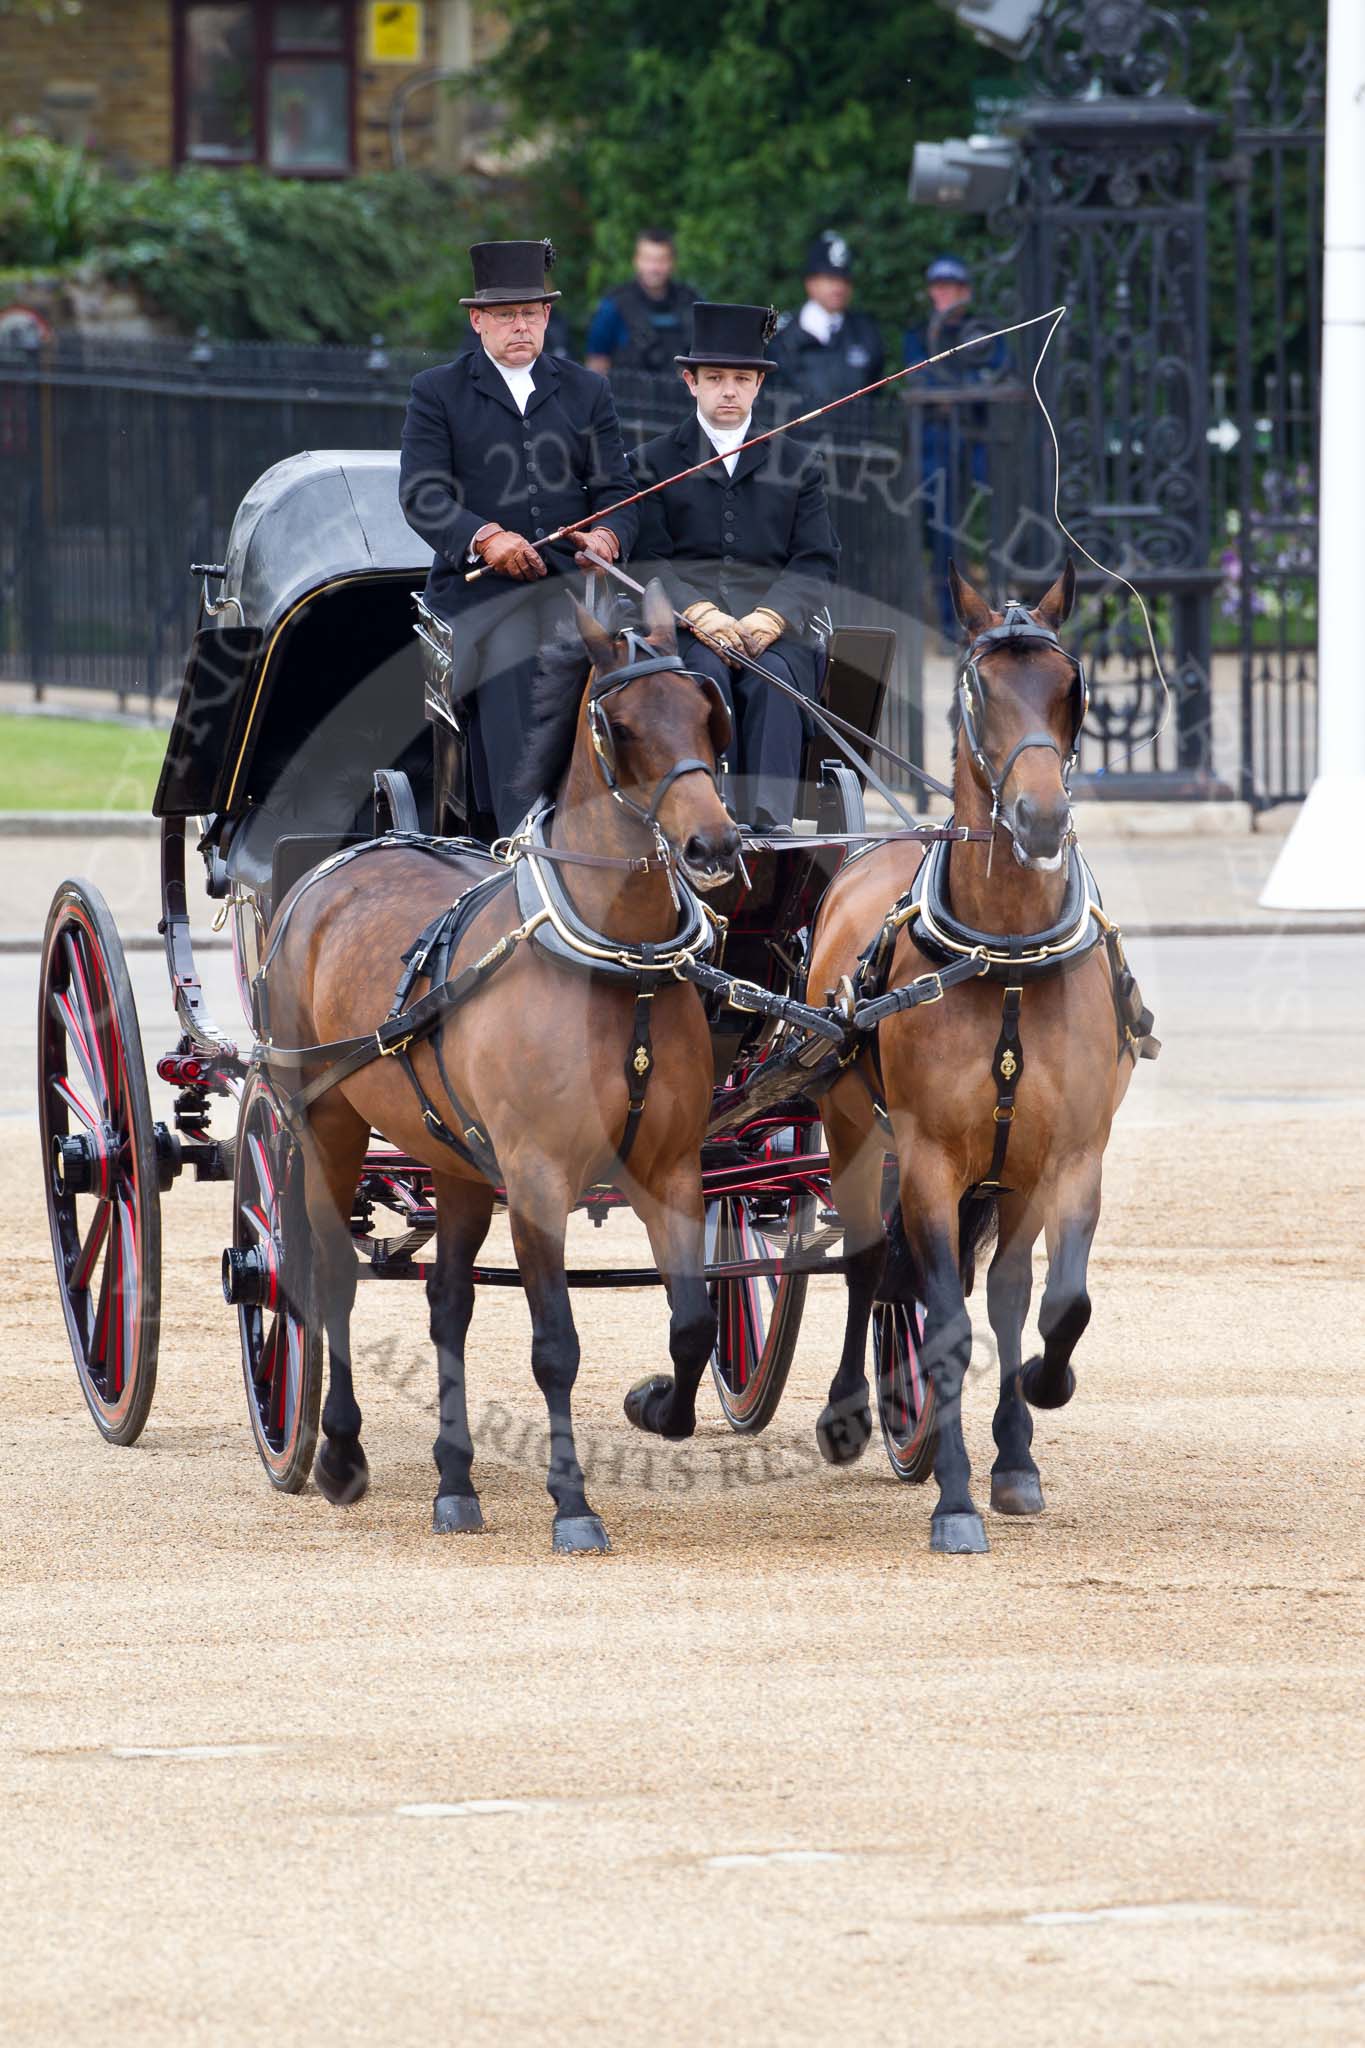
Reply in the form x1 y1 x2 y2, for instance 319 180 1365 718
804 230 853 278
460 239 561 306
675 302 779 372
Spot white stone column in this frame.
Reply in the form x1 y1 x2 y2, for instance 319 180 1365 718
1261 0 1365 907
1260 0 1365 905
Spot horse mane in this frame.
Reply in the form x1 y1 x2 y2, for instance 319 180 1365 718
510 597 638 812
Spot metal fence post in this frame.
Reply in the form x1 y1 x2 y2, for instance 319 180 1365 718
20 329 52 705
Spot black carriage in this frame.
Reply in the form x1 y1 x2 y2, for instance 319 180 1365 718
38 451 935 1494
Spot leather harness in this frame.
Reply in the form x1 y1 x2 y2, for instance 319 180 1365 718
844 833 1159 1196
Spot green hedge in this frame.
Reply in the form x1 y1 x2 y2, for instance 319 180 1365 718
0 139 506 344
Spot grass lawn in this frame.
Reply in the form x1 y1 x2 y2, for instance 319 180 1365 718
0 716 165 812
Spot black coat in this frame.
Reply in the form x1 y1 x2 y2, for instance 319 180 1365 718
399 345 640 623
768 307 885 407
630 415 839 645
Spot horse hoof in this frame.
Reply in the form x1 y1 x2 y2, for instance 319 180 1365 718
991 1470 1045 1516
1020 1356 1076 1410
552 1513 611 1557
433 1493 485 1535
313 1438 369 1506
624 1374 674 1436
816 1399 872 1466
931 1511 990 1555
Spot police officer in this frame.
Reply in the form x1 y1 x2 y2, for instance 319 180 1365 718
583 228 700 376
399 239 639 835
903 256 1007 645
769 231 885 408
631 302 839 830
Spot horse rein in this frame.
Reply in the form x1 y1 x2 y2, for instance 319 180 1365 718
956 602 1090 857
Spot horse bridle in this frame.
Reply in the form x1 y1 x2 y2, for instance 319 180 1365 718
956 601 1090 847
587 629 733 850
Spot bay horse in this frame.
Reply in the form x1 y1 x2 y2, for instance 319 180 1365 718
259 582 738 1553
806 560 1155 1553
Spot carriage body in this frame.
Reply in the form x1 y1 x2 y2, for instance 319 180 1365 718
38 451 933 1488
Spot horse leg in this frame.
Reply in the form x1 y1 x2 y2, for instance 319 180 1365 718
987 1193 1047 1515
816 1127 888 1466
624 1161 715 1440
904 1151 986 1553
305 1098 371 1506
1021 1157 1102 1413
506 1170 609 1556
430 1172 496 1535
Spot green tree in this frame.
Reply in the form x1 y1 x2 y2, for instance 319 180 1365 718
473 0 1015 336
470 0 1326 366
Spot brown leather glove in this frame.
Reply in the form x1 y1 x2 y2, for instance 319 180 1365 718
682 600 746 655
475 527 547 579
573 525 620 566
736 607 786 657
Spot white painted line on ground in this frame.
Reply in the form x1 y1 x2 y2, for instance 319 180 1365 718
109 1743 278 1761
705 1849 846 1869
395 1799 553 1819
1022 1902 1246 1927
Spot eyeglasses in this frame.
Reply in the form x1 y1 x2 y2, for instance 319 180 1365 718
480 304 547 326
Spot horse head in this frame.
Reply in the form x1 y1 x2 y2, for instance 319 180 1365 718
571 579 741 891
949 559 1086 871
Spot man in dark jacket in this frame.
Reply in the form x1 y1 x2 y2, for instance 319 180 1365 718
769 231 884 409
398 238 639 833
583 228 700 376
631 302 839 829
903 256 1008 645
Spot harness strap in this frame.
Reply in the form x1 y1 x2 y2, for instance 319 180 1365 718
679 956 848 1042
974 985 1024 1194
616 986 656 1170
1101 922 1161 1064
263 877 525 1121
645 757 717 825
395 1041 500 1181
852 946 990 1029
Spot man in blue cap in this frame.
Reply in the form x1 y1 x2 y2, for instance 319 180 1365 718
769 232 885 408
903 256 1006 644
903 255 1003 379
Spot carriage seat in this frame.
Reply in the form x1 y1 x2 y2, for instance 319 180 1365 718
798 625 896 830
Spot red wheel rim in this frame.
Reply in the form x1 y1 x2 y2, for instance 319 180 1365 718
873 1296 937 1480
234 1075 317 1484
40 896 158 1440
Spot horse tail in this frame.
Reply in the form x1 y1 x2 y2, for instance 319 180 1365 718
881 1187 999 1303
957 1189 999 1296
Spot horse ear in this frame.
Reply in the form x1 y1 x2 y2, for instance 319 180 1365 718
571 598 619 672
699 675 732 759
1035 558 1076 630
948 559 992 636
642 577 677 652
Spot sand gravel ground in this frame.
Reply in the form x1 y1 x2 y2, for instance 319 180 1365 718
2 935 1363 2046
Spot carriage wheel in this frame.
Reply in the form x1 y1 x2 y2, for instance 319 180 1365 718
226 1071 322 1493
873 1296 938 1482
38 881 161 1446
707 1121 818 1435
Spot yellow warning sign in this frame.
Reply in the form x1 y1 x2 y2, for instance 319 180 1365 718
367 2 423 63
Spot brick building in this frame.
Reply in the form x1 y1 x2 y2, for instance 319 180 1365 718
0 1 501 177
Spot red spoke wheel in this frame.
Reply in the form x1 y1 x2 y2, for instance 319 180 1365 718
227 1071 322 1493
873 1295 938 1482
707 1121 819 1435
38 881 161 1446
